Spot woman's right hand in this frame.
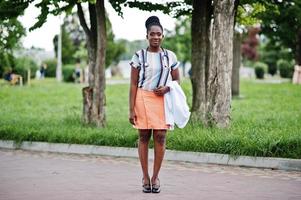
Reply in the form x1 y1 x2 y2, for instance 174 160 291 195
129 110 136 125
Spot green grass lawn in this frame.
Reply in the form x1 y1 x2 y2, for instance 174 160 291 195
0 78 300 158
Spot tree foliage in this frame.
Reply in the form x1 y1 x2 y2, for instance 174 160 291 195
52 13 82 64
236 2 267 26
164 16 191 67
241 27 260 61
258 0 301 64
105 16 125 67
235 0 301 64
53 25 77 64
0 19 25 52
0 0 33 20
51 11 125 67
0 14 26 77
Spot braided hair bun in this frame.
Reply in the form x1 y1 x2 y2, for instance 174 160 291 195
145 16 163 32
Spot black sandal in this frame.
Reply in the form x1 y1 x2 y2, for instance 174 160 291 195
142 178 151 193
151 178 160 193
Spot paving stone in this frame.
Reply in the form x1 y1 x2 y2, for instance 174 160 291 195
0 149 300 200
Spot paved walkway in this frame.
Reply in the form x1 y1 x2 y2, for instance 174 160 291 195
0 149 301 200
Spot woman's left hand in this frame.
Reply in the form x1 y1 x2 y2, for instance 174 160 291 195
154 86 169 96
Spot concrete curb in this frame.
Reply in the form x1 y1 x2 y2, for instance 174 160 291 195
1 140 301 171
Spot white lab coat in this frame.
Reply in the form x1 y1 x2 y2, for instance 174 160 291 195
164 81 190 130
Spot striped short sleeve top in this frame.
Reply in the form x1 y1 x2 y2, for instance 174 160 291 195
129 48 179 91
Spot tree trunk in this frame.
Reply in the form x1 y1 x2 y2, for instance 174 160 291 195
191 0 211 123
232 32 241 97
82 86 93 123
207 0 235 128
87 2 97 87
77 1 106 127
92 0 106 127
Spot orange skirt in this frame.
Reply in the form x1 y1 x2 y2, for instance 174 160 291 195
134 88 169 130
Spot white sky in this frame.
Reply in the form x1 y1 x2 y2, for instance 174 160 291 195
19 1 176 52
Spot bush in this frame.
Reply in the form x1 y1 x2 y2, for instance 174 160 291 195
254 62 267 79
63 64 75 82
259 49 278 76
43 59 57 77
14 57 38 83
255 67 264 79
277 59 294 78
267 63 277 76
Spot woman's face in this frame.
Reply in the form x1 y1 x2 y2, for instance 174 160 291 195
147 25 163 49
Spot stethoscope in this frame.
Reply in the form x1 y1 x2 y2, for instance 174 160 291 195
143 47 169 68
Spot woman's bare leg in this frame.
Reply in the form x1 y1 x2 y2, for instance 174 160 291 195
152 129 167 184
138 129 152 184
